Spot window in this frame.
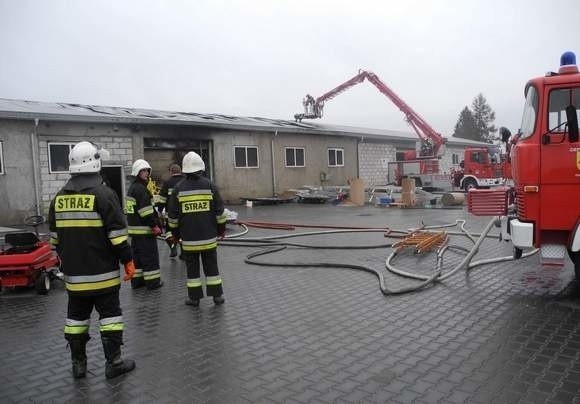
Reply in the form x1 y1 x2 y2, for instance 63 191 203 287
519 85 538 140
328 148 344 167
0 141 4 174
285 147 305 167
48 142 74 173
234 146 259 168
548 87 580 133
452 153 460 165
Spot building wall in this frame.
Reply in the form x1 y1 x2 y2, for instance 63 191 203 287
440 145 465 173
209 131 358 200
272 132 358 193
358 141 397 187
0 120 38 225
0 116 474 224
209 129 274 200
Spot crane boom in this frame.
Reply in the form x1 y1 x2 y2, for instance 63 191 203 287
294 70 447 158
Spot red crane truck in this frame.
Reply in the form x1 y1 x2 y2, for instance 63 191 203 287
295 70 511 191
468 51 580 279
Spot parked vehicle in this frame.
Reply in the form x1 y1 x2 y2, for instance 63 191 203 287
468 51 580 278
0 215 61 294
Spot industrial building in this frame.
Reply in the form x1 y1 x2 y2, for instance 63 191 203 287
0 98 486 224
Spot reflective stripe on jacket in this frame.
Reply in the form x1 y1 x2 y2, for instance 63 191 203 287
126 179 160 236
167 174 226 252
48 173 132 296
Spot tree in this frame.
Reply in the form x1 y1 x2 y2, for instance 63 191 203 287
471 93 496 143
452 106 478 141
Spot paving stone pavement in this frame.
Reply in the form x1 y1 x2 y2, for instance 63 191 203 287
1 203 580 403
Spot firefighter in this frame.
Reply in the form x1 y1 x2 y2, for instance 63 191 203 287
48 141 136 379
156 163 184 258
166 151 227 307
126 159 163 289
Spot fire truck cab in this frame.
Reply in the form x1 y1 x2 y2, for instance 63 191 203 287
488 52 580 277
457 146 512 191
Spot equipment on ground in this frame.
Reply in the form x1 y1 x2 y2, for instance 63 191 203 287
295 70 510 191
468 51 580 278
0 215 61 294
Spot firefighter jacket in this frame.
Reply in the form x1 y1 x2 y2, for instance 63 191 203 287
126 178 161 236
156 174 184 213
167 174 227 252
48 173 133 296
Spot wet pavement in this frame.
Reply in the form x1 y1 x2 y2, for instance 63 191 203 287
1 203 580 403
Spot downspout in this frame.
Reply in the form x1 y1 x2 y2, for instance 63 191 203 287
357 136 363 178
271 131 278 196
31 118 41 215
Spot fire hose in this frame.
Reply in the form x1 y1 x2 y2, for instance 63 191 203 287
218 218 539 295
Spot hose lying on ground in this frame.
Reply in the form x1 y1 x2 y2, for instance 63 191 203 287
218 218 538 295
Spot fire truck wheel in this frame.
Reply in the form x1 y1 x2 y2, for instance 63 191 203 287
568 250 580 280
35 272 50 295
513 247 523 259
463 178 477 191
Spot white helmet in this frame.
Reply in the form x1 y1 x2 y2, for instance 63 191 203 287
131 159 152 176
182 151 205 173
69 141 110 174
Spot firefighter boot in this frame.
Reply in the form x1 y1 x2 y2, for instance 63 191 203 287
213 295 225 305
169 244 178 258
185 297 200 307
102 337 135 379
68 336 89 379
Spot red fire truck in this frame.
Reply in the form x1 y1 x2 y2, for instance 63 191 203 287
452 131 513 191
468 51 580 278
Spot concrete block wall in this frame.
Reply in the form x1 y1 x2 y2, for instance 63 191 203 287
39 135 133 215
358 142 397 187
440 145 464 173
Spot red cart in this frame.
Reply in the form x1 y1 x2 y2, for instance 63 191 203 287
0 216 61 295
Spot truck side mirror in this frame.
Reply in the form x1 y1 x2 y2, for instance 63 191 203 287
566 105 579 142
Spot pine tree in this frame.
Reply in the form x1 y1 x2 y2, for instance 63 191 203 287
452 106 478 140
471 93 496 143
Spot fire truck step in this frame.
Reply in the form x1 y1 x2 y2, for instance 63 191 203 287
540 244 567 267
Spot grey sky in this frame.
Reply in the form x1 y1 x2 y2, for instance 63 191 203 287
1 0 579 137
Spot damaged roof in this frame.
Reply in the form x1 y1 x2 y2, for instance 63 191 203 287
0 98 487 146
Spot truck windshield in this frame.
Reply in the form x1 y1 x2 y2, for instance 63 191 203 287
548 88 580 132
519 85 538 140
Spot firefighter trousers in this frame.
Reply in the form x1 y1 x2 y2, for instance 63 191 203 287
184 249 223 299
130 236 162 289
64 291 124 345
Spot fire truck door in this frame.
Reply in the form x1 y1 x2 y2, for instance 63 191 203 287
540 87 580 229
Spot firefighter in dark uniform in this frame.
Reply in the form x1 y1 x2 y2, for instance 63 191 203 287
167 151 227 307
126 159 163 289
48 141 136 379
156 163 184 258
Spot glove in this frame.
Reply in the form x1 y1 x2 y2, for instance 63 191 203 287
123 260 136 281
165 235 178 247
151 225 162 237
217 223 226 240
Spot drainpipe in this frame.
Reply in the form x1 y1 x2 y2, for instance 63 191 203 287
271 131 278 196
31 118 41 215
357 136 363 178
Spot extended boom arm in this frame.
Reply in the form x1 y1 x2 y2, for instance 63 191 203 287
294 70 446 157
